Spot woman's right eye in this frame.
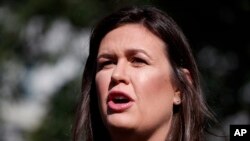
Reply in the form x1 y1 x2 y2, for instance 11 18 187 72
97 60 114 70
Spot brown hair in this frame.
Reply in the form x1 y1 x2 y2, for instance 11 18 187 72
73 6 213 141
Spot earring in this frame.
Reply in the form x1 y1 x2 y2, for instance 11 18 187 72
175 100 181 104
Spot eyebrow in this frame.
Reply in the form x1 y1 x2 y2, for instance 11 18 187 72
97 48 152 60
97 54 115 61
125 48 152 59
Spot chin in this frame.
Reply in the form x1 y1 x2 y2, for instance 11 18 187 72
106 113 137 130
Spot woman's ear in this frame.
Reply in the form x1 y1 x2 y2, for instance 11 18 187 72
173 90 181 105
181 68 193 85
173 68 192 105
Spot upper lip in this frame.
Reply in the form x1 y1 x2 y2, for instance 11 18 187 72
107 90 134 103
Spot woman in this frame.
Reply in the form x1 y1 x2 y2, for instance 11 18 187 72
73 6 214 141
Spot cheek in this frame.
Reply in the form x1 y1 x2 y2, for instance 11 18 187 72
96 73 107 93
135 69 174 97
96 70 113 90
95 72 111 106
134 69 175 113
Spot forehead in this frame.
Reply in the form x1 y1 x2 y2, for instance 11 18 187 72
99 24 167 55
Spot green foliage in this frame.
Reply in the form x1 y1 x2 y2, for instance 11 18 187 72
28 79 80 141
1 0 249 141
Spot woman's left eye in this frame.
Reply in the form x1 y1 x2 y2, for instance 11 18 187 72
130 57 147 66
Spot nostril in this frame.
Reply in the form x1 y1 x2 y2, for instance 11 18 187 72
111 73 129 85
110 62 130 85
110 77 129 86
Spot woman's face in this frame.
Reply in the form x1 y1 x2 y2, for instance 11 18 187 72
95 24 181 138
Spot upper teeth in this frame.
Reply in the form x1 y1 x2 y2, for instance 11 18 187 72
115 96 126 100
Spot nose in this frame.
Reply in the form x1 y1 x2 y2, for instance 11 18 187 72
111 61 129 85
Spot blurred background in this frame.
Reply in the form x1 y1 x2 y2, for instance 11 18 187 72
0 0 249 141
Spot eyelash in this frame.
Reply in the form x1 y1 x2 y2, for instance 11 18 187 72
97 60 114 69
130 57 147 65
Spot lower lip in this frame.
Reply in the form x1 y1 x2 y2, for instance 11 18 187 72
107 101 133 113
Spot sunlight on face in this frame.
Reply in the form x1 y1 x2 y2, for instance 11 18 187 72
95 24 181 140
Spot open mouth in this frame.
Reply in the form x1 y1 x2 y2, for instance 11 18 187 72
112 95 130 104
107 91 133 112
